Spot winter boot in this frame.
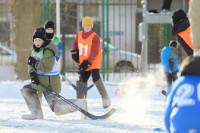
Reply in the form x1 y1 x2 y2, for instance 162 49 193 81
20 88 44 120
37 91 43 105
43 89 88 119
94 78 111 108
53 98 87 119
76 81 87 99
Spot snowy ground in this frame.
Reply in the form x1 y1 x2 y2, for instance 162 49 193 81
0 65 168 133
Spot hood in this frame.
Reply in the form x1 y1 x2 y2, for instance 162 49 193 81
44 40 59 56
172 18 190 36
33 39 58 56
180 56 200 76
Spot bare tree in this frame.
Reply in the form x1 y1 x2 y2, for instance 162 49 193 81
50 0 77 73
50 0 77 34
11 0 42 80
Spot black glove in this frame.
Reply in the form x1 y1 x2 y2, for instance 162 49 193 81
78 60 91 72
28 56 37 67
30 72 39 85
71 49 79 63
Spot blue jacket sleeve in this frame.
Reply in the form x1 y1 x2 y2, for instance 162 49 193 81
55 42 62 61
164 86 174 133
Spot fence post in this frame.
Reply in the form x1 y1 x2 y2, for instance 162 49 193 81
42 0 46 25
106 0 109 81
61 34 66 75
102 0 105 81
47 0 50 20
162 24 170 48
42 0 50 25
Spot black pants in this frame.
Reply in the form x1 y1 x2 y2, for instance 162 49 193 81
162 0 172 10
166 72 178 87
79 69 100 82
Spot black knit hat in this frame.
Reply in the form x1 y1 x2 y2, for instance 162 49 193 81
172 9 187 26
169 40 177 48
45 21 55 29
33 27 46 41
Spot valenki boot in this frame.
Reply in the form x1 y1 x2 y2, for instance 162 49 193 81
43 88 88 119
37 91 43 105
94 78 111 108
20 88 43 120
76 81 87 99
54 98 87 119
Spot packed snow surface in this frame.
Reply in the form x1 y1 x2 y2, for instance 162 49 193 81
0 66 167 133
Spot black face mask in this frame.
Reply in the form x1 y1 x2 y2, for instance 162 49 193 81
33 44 41 52
46 32 54 39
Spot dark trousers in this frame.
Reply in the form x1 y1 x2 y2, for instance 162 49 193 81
166 72 178 87
162 0 172 10
79 69 100 82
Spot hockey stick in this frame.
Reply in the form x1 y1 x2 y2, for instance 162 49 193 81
40 83 116 120
59 72 94 92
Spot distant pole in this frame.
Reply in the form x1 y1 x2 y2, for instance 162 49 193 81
162 24 170 48
141 0 148 74
102 0 105 81
42 0 50 25
42 0 46 25
56 0 61 37
56 0 63 74
47 0 50 20
106 0 109 81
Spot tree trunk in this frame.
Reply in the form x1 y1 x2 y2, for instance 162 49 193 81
137 0 142 8
12 0 41 80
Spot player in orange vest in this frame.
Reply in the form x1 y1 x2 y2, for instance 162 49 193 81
164 2 200 132
171 9 194 56
71 16 110 108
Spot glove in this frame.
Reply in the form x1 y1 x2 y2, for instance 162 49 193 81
71 49 79 63
30 72 39 85
78 60 91 72
28 56 37 67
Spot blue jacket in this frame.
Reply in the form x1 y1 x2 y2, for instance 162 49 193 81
56 41 62 61
52 36 62 61
164 74 200 133
161 47 178 72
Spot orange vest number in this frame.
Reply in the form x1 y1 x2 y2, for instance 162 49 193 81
78 43 88 56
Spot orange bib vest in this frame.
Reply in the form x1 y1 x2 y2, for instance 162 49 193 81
178 26 194 50
78 31 102 71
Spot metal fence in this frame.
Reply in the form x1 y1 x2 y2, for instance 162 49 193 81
49 0 141 80
142 0 189 72
0 0 189 80
50 0 188 80
147 23 187 71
